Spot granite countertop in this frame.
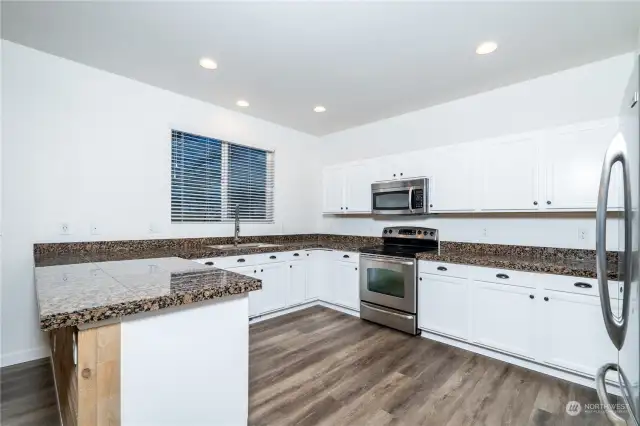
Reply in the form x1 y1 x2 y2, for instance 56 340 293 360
34 235 620 331
33 240 372 267
35 257 262 331
416 243 620 280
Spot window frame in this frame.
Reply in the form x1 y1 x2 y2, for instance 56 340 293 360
171 129 275 224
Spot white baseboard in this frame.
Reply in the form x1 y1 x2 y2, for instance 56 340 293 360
250 301 319 324
316 301 360 317
418 329 620 394
249 300 360 324
1 345 49 367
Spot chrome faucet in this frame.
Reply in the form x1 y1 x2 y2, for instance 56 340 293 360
234 204 241 247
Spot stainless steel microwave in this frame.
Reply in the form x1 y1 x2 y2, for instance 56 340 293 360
371 178 429 215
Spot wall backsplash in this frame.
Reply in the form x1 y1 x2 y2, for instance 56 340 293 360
320 214 621 251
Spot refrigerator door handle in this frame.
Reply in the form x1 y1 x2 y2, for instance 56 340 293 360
596 363 628 425
596 133 633 350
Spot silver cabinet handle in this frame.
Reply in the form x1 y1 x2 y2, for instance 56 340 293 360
595 363 627 425
596 133 632 350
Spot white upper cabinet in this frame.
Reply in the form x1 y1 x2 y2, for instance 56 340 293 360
375 151 431 182
480 134 541 211
542 118 620 210
344 161 374 213
429 145 476 212
321 117 621 214
322 166 346 213
322 161 373 214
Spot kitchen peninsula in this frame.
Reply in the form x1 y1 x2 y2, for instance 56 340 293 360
35 255 261 426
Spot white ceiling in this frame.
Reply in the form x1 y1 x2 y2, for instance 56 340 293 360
2 1 640 136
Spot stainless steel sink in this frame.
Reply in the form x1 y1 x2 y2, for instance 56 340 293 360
207 243 281 250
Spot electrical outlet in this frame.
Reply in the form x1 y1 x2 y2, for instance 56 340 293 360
90 223 100 235
60 223 71 235
482 228 488 238
149 222 160 234
578 228 588 241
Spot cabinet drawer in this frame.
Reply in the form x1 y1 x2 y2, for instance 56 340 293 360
470 266 536 289
419 261 468 279
255 252 287 264
198 255 256 269
330 251 359 263
541 274 620 298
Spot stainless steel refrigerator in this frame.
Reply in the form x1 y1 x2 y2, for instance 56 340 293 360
595 44 640 425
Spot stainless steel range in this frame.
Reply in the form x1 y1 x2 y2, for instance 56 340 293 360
359 226 439 335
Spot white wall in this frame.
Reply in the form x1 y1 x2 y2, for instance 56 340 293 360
0 41 320 365
317 53 636 249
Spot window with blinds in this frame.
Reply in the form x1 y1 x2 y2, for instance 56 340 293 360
171 130 274 223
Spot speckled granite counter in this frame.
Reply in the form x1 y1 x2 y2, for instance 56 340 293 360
35 257 262 331
34 236 380 267
34 235 620 330
416 242 620 280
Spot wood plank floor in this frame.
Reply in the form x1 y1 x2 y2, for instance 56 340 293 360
250 306 611 426
1 357 60 426
1 305 613 425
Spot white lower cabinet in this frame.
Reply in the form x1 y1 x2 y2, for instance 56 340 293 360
330 259 360 311
417 260 619 379
256 262 288 314
227 265 260 317
287 261 307 306
470 281 537 358
417 273 469 340
306 250 326 301
540 291 618 374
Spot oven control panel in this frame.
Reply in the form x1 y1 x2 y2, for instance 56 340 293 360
382 226 438 241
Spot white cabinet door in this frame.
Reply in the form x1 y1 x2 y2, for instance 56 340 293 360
480 135 540 211
541 291 619 375
543 119 620 210
306 251 325 301
332 261 360 310
471 281 536 358
322 166 345 213
429 145 476 212
344 162 373 213
257 262 288 314
418 273 469 340
288 261 307 306
228 265 260 317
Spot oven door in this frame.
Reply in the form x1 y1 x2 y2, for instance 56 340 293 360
359 254 416 313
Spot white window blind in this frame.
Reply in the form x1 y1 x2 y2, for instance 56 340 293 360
171 130 274 223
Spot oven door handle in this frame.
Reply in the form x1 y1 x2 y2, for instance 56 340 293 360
361 302 415 320
360 254 415 266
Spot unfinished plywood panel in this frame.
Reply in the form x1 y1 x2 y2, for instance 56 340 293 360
49 327 78 426
77 323 121 426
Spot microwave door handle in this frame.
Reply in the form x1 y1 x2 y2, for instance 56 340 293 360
596 133 632 350
408 187 414 213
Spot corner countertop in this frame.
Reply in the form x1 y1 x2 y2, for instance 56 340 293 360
416 242 620 281
35 257 262 331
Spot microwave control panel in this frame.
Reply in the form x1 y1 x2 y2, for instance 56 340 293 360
412 188 424 209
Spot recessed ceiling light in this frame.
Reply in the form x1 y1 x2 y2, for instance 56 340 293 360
199 57 218 70
476 41 498 55
236 100 249 107
314 106 326 113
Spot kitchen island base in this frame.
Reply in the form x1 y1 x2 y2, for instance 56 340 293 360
49 294 249 426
